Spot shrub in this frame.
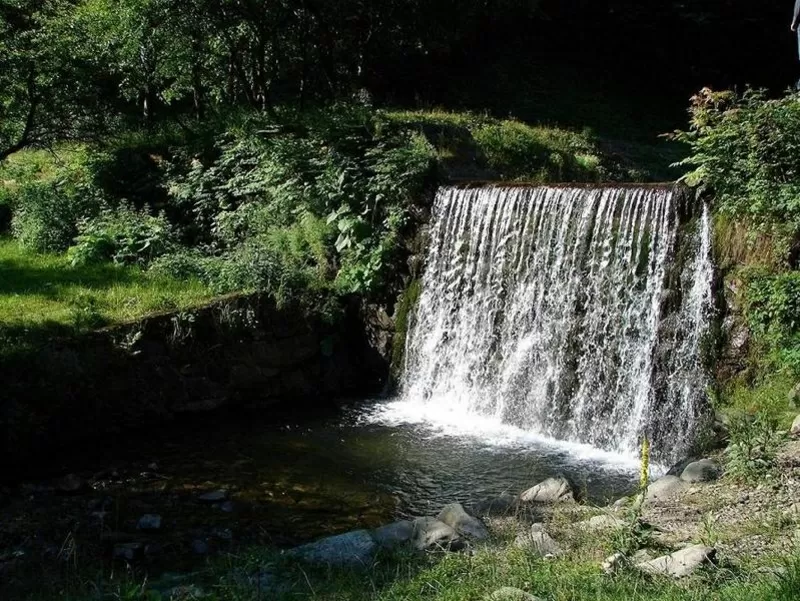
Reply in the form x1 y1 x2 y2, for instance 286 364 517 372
163 105 436 301
673 88 800 251
740 270 800 374
724 411 785 483
5 148 105 252
68 204 176 266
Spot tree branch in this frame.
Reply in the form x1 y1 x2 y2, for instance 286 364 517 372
0 69 38 162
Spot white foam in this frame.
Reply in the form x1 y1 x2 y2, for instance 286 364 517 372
365 397 653 473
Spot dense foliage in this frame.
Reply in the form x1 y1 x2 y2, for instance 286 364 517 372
676 89 800 428
675 89 800 246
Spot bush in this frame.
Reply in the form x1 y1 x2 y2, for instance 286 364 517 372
4 148 105 252
68 204 176 266
724 411 785 483
674 88 800 251
163 105 436 301
741 270 800 374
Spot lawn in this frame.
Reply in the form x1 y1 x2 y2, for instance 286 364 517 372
0 237 213 338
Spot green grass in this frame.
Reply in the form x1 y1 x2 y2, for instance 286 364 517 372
0 237 214 348
21 545 800 601
385 109 682 183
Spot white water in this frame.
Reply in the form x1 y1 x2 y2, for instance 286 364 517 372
397 185 714 464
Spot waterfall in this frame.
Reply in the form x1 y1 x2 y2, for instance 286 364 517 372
402 185 714 463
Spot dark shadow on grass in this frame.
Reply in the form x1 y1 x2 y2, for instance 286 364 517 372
0 255 140 299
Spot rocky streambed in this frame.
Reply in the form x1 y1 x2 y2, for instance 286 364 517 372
0 400 640 598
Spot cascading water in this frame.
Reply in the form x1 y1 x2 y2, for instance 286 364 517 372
401 185 714 463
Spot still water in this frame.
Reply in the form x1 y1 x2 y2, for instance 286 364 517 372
68 398 641 542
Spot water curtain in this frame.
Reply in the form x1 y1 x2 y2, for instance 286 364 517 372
403 185 713 462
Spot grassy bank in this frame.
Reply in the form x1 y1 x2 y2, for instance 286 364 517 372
0 237 213 354
26 517 800 601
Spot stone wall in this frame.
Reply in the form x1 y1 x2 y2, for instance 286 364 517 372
1 294 394 474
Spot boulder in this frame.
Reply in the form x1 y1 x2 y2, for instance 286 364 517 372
372 520 414 549
680 459 721 483
411 517 461 551
437 503 489 540
291 530 376 566
645 476 688 503
636 545 716 578
486 587 543 601
519 477 574 504
137 514 162 532
791 415 800 437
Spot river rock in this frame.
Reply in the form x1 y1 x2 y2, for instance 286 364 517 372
636 545 716 578
602 552 626 574
198 490 228 504
468 494 518 517
583 514 626 531
411 517 461 551
437 503 489 540
113 543 145 562
372 520 414 549
514 526 562 557
519 477 574 504
791 415 800 437
645 476 688 503
137 514 162 532
789 384 800 407
291 530 377 566
56 474 86 495
680 459 721 483
485 587 543 601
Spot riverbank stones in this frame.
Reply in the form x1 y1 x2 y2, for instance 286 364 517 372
645 476 688 503
636 545 716 578
514 525 562 557
680 459 721 483
437 503 489 540
582 514 626 531
468 494 519 517
519 477 574 504
486 587 543 601
372 520 414 549
791 415 800 437
411 517 461 551
290 530 376 566
137 514 162 531
198 490 227 504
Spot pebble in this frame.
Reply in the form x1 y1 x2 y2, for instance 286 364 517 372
198 490 228 504
137 514 163 532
